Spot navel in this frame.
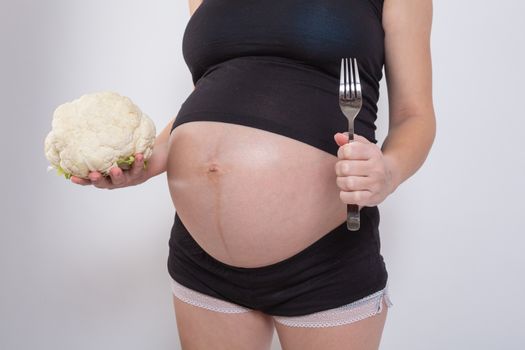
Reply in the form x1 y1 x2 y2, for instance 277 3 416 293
207 163 220 173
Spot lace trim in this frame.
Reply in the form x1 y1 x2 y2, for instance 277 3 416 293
171 277 394 327
171 278 252 314
273 284 394 328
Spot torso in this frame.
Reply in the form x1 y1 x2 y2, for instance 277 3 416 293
166 0 385 268
167 121 347 268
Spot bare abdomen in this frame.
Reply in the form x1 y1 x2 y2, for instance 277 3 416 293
166 121 347 268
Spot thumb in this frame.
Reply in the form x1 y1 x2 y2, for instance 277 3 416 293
334 132 349 146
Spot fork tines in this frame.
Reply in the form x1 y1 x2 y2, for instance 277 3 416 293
340 57 361 101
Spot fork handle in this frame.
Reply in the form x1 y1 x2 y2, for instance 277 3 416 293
346 131 360 231
347 204 360 231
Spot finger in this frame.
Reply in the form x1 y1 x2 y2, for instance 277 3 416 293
109 167 125 186
334 133 348 147
337 141 375 161
339 189 371 207
129 153 144 177
337 132 371 144
71 176 92 186
350 133 371 144
88 171 102 181
89 171 112 189
335 160 371 177
334 132 370 147
336 175 373 192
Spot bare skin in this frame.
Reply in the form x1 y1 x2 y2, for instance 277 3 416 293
172 296 275 350
274 298 389 350
72 0 435 349
166 120 348 268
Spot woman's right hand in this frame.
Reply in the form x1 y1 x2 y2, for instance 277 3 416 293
70 153 148 189
72 116 174 189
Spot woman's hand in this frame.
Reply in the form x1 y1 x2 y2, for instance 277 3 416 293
70 153 148 189
71 116 174 189
333 132 394 210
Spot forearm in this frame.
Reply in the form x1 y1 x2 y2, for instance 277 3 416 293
381 114 436 194
143 117 175 179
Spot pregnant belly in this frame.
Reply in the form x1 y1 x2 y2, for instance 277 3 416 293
167 121 347 268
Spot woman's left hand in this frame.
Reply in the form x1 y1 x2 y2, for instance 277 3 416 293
333 132 394 210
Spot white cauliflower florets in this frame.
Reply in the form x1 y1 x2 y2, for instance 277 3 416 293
44 91 156 180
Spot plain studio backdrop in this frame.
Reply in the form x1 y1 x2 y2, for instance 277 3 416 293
1 0 523 349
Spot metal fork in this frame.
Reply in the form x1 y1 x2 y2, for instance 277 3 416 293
339 57 363 231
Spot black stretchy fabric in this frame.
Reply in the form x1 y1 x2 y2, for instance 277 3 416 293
170 0 385 156
167 0 389 316
169 209 388 317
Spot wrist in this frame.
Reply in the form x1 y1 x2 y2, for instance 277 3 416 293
146 149 168 180
142 117 174 180
383 153 401 195
142 139 169 180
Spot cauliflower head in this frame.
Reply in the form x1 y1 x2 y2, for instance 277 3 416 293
44 91 156 180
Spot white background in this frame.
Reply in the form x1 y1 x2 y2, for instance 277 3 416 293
1 0 524 349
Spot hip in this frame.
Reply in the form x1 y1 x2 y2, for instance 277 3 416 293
167 208 387 317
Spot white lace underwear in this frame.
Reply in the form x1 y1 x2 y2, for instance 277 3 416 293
170 278 393 328
171 278 252 314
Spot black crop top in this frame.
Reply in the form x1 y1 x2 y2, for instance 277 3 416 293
171 0 385 156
